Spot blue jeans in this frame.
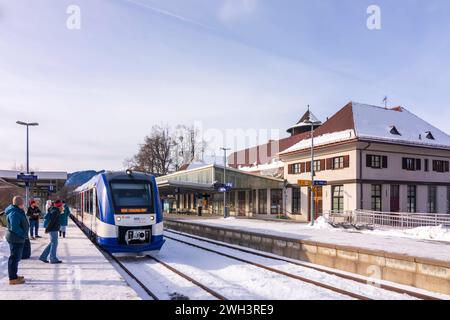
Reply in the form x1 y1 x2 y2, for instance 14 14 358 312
39 231 59 263
30 220 39 237
8 242 24 280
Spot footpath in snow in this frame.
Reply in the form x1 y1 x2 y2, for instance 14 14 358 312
0 220 139 300
175 217 450 263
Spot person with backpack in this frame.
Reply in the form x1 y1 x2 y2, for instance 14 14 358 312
39 200 63 264
5 196 29 285
59 201 70 238
27 200 42 240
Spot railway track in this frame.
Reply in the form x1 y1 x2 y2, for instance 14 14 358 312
71 216 225 300
164 229 442 301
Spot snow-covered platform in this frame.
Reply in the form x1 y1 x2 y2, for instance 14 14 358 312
0 220 139 300
165 217 450 295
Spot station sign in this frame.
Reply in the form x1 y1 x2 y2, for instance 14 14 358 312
17 174 38 181
297 180 312 187
313 180 328 186
48 185 56 193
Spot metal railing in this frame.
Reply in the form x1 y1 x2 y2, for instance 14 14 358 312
351 210 450 229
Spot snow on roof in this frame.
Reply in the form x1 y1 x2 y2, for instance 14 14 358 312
352 103 450 148
281 129 356 154
238 158 284 172
280 102 450 154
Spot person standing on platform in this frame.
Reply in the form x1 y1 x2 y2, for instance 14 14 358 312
5 196 29 285
59 201 70 238
39 200 63 264
45 200 53 213
27 200 42 240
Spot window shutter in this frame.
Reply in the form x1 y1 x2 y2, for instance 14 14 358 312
402 158 407 170
326 158 333 170
343 155 350 168
382 156 388 168
300 162 306 173
288 164 293 174
416 159 421 171
306 162 311 172
320 159 326 171
366 155 372 168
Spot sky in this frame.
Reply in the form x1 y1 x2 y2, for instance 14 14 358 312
1 0 450 172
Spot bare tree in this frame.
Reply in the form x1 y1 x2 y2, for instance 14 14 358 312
126 124 208 174
126 125 173 175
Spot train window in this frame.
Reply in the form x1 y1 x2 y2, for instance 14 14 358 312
110 182 153 213
94 189 100 219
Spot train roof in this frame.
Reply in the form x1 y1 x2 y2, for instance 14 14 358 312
74 171 155 192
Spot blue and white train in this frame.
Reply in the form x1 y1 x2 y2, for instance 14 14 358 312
72 170 165 255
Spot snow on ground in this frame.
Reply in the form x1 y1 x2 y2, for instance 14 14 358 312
0 228 8 279
0 221 139 300
147 238 352 300
165 231 418 300
365 225 450 242
184 217 450 262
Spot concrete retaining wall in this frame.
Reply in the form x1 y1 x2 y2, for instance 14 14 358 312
165 219 450 295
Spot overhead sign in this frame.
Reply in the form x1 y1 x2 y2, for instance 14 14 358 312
48 185 55 193
17 174 38 181
297 180 312 187
313 180 328 186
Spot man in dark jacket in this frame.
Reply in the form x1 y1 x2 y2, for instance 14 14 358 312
5 196 29 285
39 199 63 264
27 200 42 240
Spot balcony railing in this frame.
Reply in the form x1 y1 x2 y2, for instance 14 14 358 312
325 210 450 229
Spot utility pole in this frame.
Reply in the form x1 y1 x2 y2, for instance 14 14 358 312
16 121 39 206
304 106 320 226
220 147 230 218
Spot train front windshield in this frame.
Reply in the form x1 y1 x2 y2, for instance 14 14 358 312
110 182 154 213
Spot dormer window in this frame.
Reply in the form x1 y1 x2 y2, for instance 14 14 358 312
425 131 435 140
389 126 401 136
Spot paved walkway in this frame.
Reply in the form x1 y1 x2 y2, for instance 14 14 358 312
0 220 139 300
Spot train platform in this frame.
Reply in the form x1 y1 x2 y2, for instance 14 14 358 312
0 220 140 300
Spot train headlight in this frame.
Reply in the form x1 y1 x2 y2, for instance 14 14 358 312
150 216 155 221
116 216 121 221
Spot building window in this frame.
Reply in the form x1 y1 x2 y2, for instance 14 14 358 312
258 189 267 214
313 160 322 173
333 157 344 169
427 186 437 213
407 185 417 213
292 163 300 174
432 160 450 173
332 186 344 213
292 188 301 214
403 158 421 171
371 185 382 212
270 189 283 214
367 155 387 169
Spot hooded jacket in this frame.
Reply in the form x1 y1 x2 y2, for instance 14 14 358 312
5 205 29 244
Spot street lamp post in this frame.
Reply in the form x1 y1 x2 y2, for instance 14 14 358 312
16 121 39 206
220 147 230 218
304 106 321 226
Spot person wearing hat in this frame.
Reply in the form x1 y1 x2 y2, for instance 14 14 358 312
39 199 63 264
5 196 29 285
27 200 42 240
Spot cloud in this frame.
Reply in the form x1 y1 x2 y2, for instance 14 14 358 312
218 0 258 22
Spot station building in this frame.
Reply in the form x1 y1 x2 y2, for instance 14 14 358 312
158 101 450 220
0 170 68 208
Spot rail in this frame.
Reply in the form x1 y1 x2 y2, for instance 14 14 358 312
325 210 450 229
